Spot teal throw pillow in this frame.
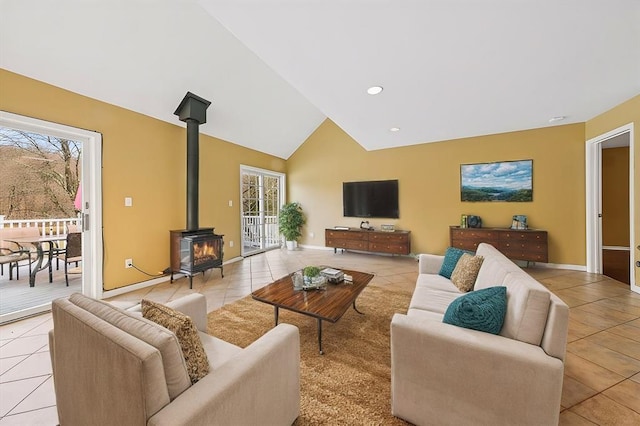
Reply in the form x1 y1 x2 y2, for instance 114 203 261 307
443 286 507 334
439 247 471 279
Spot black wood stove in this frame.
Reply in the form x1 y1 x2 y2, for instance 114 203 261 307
169 92 224 289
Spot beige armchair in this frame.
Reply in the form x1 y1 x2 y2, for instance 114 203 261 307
49 293 300 425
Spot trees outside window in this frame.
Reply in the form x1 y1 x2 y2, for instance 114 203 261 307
0 127 81 219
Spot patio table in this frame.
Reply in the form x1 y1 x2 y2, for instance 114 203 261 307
5 235 67 287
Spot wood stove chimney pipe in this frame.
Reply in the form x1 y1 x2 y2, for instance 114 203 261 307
174 92 212 231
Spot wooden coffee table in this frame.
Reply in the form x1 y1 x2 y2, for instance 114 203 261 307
251 269 374 354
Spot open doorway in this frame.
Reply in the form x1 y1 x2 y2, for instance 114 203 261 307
602 135 630 284
586 123 636 293
0 111 103 323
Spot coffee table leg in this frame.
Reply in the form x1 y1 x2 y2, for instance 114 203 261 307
353 300 364 315
274 306 279 326
317 319 323 355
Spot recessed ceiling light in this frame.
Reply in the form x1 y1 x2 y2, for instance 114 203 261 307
548 116 567 123
367 86 383 95
389 127 400 132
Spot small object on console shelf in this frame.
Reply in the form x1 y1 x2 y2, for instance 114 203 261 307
467 215 482 228
511 215 528 230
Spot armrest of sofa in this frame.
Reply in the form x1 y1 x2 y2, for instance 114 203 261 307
148 323 300 426
164 293 208 333
418 253 444 275
391 313 563 426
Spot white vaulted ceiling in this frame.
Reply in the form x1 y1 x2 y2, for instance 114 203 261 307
1 0 639 159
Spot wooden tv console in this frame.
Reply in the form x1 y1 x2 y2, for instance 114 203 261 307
450 226 548 263
325 228 411 255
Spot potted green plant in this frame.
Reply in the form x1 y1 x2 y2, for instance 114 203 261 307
302 265 326 289
303 266 320 279
278 202 306 250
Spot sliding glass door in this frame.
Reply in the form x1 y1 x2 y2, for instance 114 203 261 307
240 166 284 256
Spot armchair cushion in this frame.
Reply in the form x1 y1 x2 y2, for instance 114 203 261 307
443 286 507 335
142 299 210 383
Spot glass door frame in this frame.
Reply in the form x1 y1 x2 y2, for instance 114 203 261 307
240 165 285 257
0 111 103 322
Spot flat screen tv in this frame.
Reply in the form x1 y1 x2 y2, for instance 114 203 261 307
343 179 399 218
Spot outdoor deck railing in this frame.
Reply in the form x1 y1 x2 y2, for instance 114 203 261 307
242 215 280 249
0 215 81 236
1 215 278 249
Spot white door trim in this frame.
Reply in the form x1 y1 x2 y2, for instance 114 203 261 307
585 122 636 293
0 111 104 300
239 165 286 256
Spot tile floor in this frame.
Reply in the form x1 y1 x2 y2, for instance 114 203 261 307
0 248 638 425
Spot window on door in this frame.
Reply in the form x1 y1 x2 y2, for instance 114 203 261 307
240 166 285 256
0 111 102 323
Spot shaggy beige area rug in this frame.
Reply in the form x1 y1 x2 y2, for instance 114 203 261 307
207 284 413 425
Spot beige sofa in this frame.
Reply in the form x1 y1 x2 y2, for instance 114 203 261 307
391 243 569 425
49 293 300 426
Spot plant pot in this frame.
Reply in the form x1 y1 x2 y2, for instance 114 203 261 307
302 275 326 290
285 240 298 250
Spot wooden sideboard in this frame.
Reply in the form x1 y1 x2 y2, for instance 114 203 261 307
450 226 548 263
325 228 411 255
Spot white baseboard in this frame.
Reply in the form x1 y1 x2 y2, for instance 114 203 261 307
603 246 630 251
299 244 416 259
101 256 244 299
526 262 587 271
102 275 174 299
299 244 334 251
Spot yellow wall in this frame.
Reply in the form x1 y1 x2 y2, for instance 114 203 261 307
0 69 286 290
586 94 640 286
3 66 636 288
602 147 630 246
288 119 586 266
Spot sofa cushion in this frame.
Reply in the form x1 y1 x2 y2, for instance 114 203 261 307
450 253 484 292
443 286 507 334
438 247 470 279
69 293 191 400
416 273 460 293
407 308 445 322
409 287 462 314
142 299 210 383
499 272 551 346
474 254 520 290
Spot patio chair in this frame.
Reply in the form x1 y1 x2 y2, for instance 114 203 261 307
0 228 36 280
55 232 82 286
52 223 81 270
0 245 32 280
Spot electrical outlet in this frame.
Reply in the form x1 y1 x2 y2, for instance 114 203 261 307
229 240 234 248
125 258 133 268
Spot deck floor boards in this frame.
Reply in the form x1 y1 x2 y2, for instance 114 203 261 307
0 263 80 316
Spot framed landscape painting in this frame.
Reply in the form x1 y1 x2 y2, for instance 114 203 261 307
460 160 533 202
